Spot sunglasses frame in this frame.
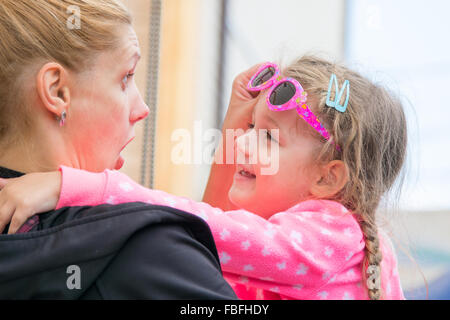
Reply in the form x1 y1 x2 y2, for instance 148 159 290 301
247 62 332 142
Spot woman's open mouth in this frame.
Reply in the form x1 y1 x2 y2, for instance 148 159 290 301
115 136 135 170
120 136 136 152
115 155 125 170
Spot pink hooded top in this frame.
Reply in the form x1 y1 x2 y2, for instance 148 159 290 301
54 165 405 300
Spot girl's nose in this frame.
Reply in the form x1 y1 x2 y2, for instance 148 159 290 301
235 130 257 161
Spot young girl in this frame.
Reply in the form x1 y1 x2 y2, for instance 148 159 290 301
0 56 407 300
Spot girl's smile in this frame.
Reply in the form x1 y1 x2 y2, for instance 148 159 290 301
228 91 323 219
234 163 256 181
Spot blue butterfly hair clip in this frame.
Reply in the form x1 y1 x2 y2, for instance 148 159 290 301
325 73 350 113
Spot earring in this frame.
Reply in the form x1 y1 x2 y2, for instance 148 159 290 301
59 110 67 127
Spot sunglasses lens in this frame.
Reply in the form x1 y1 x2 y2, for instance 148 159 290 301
252 66 276 87
269 81 296 105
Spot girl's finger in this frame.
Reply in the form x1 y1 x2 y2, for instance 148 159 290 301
8 209 30 234
0 177 16 190
0 178 8 189
0 203 15 234
236 63 266 99
242 62 266 80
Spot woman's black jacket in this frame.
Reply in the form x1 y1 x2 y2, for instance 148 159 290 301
0 167 237 299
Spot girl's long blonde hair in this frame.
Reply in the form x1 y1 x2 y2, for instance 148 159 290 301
284 55 408 300
0 0 131 146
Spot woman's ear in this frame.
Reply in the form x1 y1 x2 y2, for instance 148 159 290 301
310 160 349 198
36 62 70 118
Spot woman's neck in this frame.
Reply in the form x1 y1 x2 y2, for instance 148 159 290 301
0 136 60 174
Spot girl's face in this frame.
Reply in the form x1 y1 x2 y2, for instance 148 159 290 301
66 25 149 172
228 91 324 219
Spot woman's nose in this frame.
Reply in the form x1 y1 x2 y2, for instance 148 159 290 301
130 92 150 123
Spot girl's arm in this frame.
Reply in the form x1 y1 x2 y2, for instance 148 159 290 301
58 166 364 299
202 63 261 211
0 171 61 234
201 140 238 211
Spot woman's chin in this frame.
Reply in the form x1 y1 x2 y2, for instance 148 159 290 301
114 154 125 170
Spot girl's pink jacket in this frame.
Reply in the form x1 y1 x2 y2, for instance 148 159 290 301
56 166 405 300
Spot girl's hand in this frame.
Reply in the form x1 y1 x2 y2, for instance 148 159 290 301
221 63 264 133
0 171 61 234
203 63 264 210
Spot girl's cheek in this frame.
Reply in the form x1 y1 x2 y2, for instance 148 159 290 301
258 143 282 176
257 144 271 166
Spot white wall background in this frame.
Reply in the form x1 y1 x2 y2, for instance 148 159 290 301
346 0 450 212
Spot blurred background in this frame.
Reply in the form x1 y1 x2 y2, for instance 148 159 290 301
120 0 450 299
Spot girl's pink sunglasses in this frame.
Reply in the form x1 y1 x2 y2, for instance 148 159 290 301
247 62 333 144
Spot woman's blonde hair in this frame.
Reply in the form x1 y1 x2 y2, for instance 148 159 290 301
0 0 132 145
284 55 408 300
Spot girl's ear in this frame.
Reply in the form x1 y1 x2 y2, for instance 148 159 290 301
310 160 349 198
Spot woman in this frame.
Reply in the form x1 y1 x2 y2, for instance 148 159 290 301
0 0 240 299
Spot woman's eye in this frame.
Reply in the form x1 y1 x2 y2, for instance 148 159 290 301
122 73 135 87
